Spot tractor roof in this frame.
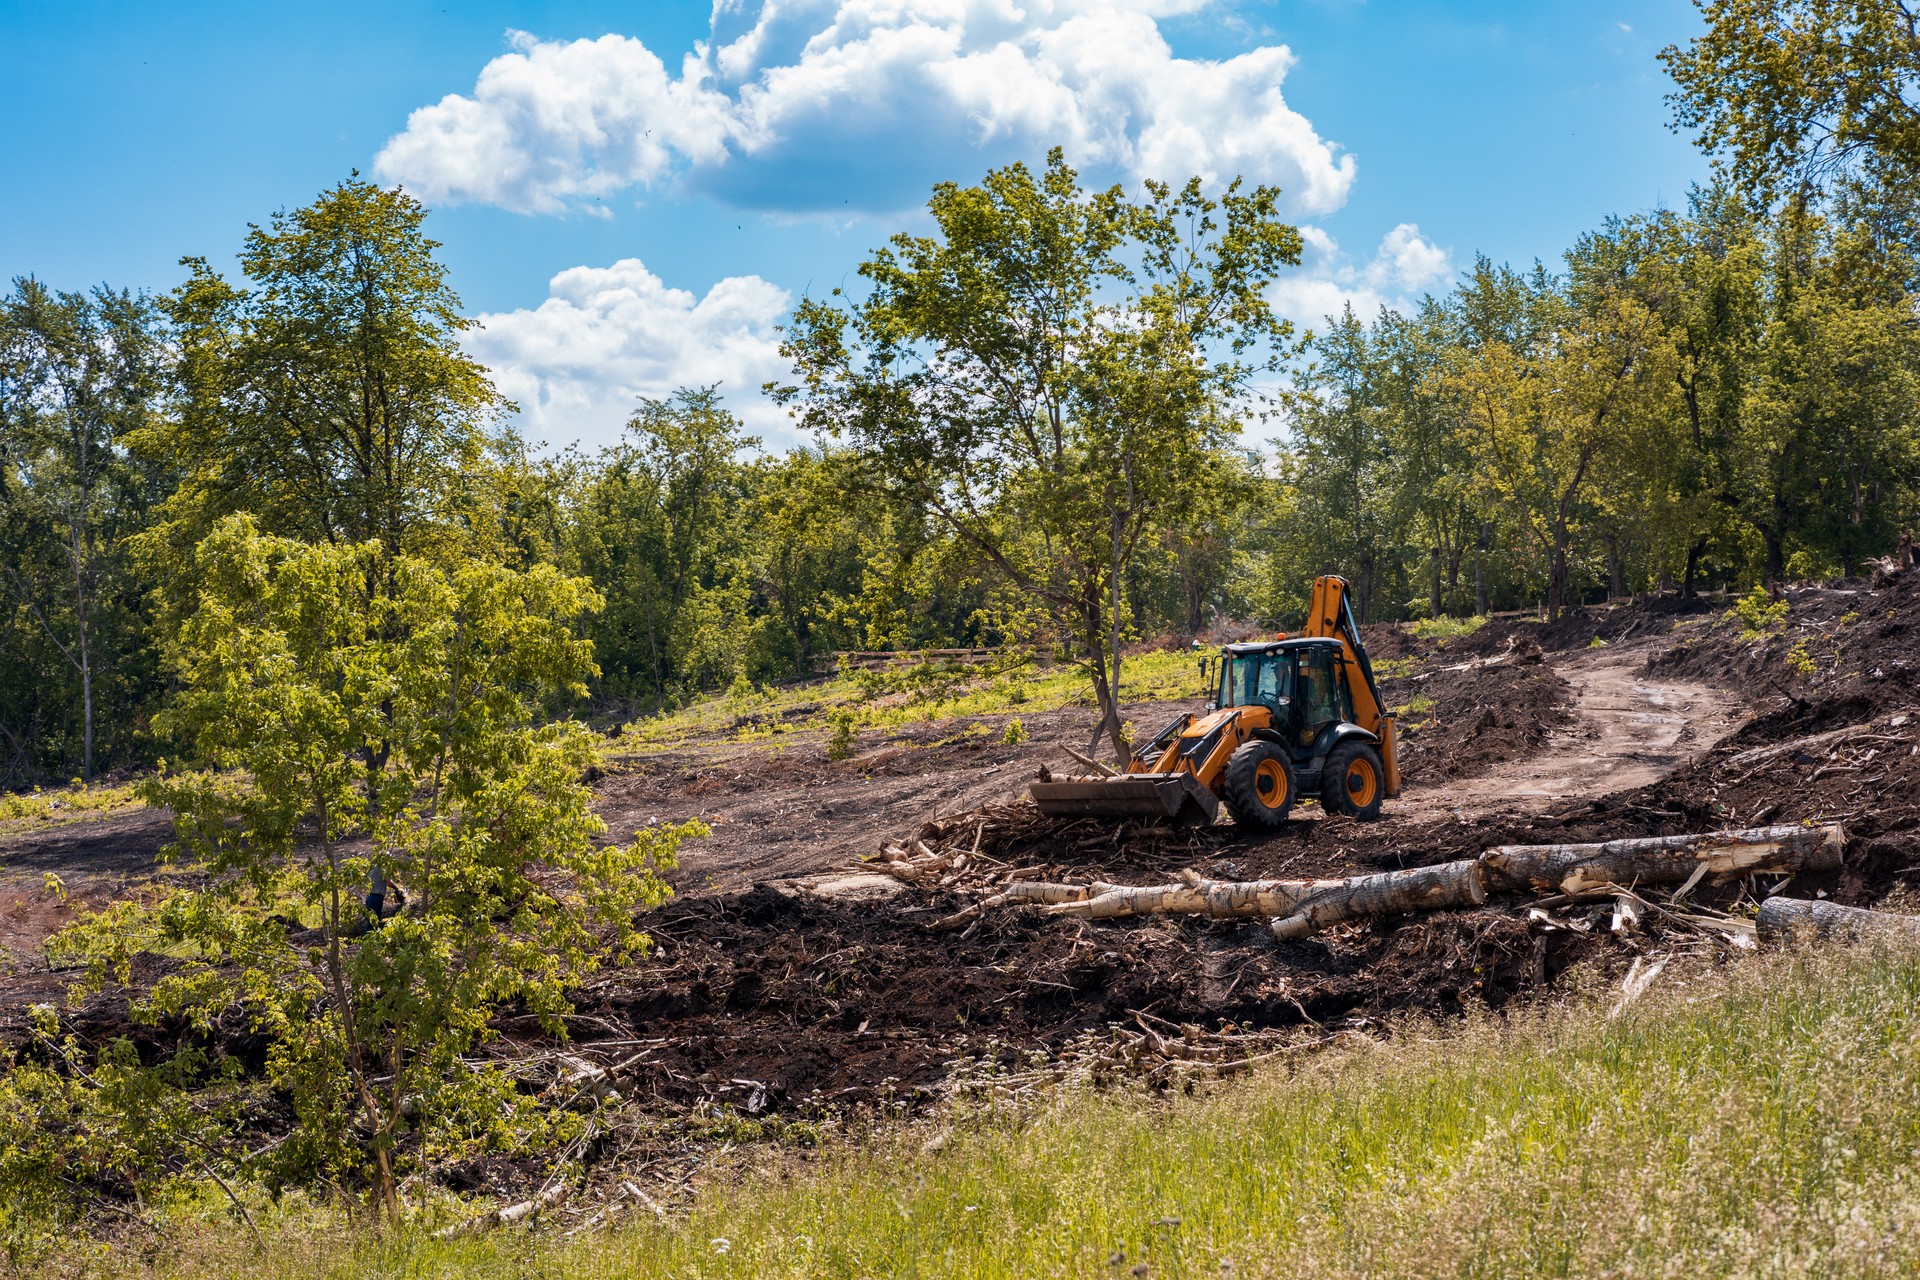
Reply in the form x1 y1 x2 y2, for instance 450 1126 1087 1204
1220 637 1340 656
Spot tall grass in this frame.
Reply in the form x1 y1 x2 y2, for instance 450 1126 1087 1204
61 944 1920 1278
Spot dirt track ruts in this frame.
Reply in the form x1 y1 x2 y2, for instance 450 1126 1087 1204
1401 642 1745 818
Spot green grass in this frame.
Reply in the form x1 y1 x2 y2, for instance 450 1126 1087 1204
57 943 1920 1279
1406 614 1487 645
603 648 1212 759
0 778 144 835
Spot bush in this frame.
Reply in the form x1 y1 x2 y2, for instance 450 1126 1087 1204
1001 718 1027 746
826 708 861 760
1734 585 1788 636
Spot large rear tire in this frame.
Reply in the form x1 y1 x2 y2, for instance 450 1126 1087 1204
1222 740 1294 828
1324 741 1386 820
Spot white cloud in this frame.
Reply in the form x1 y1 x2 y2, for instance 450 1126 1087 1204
467 259 796 451
375 1 1356 216
1267 222 1454 333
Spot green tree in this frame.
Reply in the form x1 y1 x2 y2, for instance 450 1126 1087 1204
144 176 508 569
56 516 691 1220
0 278 168 780
1664 0 1920 200
1283 306 1402 621
566 387 758 701
776 151 1300 758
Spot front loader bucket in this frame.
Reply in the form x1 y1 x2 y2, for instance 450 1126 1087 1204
1029 772 1220 824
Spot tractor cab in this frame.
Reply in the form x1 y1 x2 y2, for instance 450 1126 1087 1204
1212 638 1355 754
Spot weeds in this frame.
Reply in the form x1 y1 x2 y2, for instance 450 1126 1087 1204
1407 615 1486 645
1735 585 1789 637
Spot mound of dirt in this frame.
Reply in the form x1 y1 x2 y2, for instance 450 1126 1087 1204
1380 641 1574 782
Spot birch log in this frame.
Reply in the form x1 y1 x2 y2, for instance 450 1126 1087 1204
435 1182 571 1239
1757 896 1920 944
1269 861 1488 941
1481 824 1845 897
1020 861 1487 936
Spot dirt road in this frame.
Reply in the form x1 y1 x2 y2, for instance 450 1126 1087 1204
1401 643 1745 817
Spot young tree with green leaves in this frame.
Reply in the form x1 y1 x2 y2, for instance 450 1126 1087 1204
56 516 693 1221
775 150 1301 759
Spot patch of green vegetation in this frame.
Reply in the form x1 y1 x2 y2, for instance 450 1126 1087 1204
1406 614 1487 645
1734 585 1789 638
46 945 1920 1280
606 647 1210 759
1787 639 1817 678
1587 635 1608 648
0 779 144 835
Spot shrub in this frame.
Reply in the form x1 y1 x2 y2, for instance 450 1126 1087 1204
1734 585 1788 636
826 708 861 760
1001 718 1028 746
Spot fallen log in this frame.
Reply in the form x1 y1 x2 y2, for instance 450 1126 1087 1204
435 1182 570 1239
1042 875 1326 921
1269 861 1487 941
1481 824 1845 896
1008 861 1487 940
1756 896 1920 944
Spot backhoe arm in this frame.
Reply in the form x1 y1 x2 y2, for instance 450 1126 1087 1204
1302 576 1402 797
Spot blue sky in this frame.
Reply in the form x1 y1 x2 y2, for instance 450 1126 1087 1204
1 1 1710 450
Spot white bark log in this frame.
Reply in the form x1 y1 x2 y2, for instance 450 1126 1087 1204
1269 861 1488 941
1757 896 1920 944
1481 824 1845 896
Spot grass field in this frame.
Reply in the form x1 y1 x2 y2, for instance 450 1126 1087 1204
603 646 1212 756
52 942 1920 1279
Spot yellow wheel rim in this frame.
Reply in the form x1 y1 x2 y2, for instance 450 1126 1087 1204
1345 758 1379 808
1254 758 1290 809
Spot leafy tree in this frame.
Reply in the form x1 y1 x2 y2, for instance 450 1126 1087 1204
776 150 1300 757
55 516 692 1220
1283 306 1401 621
0 279 168 780
566 387 759 702
1664 0 1920 199
143 177 508 569
1443 264 1679 618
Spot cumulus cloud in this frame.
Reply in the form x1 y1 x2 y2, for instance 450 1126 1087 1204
467 259 796 451
1268 222 1455 333
375 1 1355 216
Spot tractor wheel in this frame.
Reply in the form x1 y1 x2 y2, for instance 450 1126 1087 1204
1222 740 1294 828
1324 741 1386 820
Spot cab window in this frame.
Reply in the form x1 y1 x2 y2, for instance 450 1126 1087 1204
1295 646 1341 745
1220 652 1293 713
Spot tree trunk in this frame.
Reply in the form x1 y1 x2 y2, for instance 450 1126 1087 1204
1682 535 1707 601
1606 533 1625 602
1547 536 1570 622
1429 545 1442 620
1763 526 1786 582
1757 896 1920 944
1475 521 1490 617
1269 861 1487 940
1354 549 1375 624
1028 861 1488 938
1481 823 1845 897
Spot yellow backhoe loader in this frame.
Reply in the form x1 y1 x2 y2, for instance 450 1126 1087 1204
1030 576 1401 827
